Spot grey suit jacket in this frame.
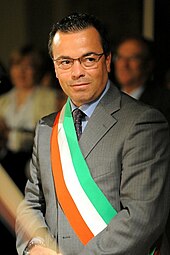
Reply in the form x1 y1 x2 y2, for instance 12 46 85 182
16 82 170 255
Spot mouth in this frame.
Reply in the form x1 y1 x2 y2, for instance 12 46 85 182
71 82 89 86
70 82 90 89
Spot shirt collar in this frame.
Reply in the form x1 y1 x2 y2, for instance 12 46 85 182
70 80 110 118
122 85 145 100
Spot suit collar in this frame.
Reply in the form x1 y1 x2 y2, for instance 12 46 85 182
79 82 121 158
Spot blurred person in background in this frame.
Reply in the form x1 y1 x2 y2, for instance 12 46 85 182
39 51 67 110
113 35 170 125
113 35 170 249
0 45 57 193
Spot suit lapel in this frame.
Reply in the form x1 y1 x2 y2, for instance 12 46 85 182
79 83 121 158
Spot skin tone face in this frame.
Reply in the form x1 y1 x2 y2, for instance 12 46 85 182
52 27 111 107
114 40 150 93
10 56 36 91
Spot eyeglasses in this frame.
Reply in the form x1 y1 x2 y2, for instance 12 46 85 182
53 52 104 70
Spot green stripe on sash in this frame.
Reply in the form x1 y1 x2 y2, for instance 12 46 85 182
63 99 117 224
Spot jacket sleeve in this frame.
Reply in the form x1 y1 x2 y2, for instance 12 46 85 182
15 121 56 255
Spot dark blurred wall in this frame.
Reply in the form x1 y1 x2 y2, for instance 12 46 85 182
0 0 142 68
154 0 170 85
0 0 27 68
26 0 143 52
57 0 143 47
25 0 54 50
1 0 169 86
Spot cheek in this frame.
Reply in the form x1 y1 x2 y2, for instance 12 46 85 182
132 64 143 76
54 66 70 84
132 62 142 70
29 70 35 79
10 67 20 77
56 71 68 83
56 73 70 93
54 65 59 78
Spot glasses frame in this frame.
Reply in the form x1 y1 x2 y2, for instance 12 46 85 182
53 52 104 70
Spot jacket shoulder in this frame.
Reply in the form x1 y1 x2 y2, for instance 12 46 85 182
39 112 58 127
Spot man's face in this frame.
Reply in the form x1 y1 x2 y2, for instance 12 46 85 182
114 40 147 89
52 27 111 107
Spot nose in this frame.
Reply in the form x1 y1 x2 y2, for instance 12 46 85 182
71 60 85 79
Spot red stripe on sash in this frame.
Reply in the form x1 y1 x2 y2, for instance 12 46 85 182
51 112 94 245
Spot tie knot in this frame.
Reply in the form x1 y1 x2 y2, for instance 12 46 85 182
73 109 85 123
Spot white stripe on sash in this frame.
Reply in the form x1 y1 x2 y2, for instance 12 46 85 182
58 112 107 236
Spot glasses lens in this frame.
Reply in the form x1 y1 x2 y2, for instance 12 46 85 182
82 53 104 68
57 59 73 70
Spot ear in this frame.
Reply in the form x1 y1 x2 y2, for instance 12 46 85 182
106 53 112 73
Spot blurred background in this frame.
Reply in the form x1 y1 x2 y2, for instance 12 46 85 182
0 0 170 84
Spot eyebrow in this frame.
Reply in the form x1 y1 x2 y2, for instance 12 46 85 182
55 52 100 60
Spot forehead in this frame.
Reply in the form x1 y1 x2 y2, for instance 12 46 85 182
118 40 143 55
52 27 103 57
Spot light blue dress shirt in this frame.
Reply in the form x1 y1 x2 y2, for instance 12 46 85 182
70 80 110 132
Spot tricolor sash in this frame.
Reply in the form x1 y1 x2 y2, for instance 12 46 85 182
50 99 157 253
51 99 116 244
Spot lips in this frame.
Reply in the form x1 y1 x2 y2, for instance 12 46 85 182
70 82 90 88
71 81 89 85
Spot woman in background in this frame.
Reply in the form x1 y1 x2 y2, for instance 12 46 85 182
0 45 57 193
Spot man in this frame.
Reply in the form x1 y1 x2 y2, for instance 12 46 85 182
16 13 170 255
113 35 170 125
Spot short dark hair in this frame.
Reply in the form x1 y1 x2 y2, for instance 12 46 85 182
48 12 111 59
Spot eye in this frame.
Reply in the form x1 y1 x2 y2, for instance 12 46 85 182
83 56 96 63
60 59 72 66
